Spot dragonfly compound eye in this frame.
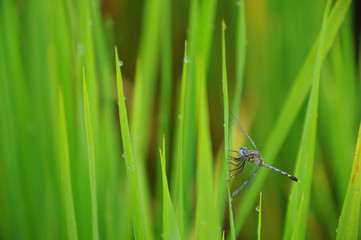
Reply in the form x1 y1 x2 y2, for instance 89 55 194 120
238 147 248 159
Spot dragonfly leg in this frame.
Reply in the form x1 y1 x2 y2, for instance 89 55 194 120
228 150 238 153
228 157 242 166
228 161 242 167
230 160 246 178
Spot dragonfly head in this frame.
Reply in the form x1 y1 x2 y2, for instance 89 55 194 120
238 147 249 159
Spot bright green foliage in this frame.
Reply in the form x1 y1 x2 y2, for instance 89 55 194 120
0 0 359 239
232 0 354 238
283 1 331 239
170 40 188 239
58 90 79 240
115 47 145 239
195 56 220 239
336 122 361 239
221 19 235 240
83 71 99 240
160 136 181 239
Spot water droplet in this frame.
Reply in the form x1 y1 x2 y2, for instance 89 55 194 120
89 20 94 25
122 153 125 158
118 60 123 67
235 1 241 6
223 23 227 29
124 96 126 101
223 124 225 127
178 114 183 119
355 188 360 193
335 228 338 233
184 56 190 63
255 206 260 212
128 164 134 171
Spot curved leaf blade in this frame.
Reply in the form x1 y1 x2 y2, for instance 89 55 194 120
336 121 361 239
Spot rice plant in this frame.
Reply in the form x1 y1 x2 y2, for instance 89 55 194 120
0 0 359 239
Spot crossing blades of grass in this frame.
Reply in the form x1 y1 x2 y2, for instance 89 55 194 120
283 0 331 239
221 19 235 240
160 135 181 240
232 0 352 236
195 56 220 239
336 121 361 239
115 47 144 239
82 69 99 240
58 89 78 240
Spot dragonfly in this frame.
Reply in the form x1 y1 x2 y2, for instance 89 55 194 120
228 112 300 198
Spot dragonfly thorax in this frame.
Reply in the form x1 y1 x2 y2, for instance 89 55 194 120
238 147 249 160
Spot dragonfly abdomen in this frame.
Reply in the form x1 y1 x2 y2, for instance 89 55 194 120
263 163 300 182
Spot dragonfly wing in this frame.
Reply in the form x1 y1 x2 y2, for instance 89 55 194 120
231 166 260 198
229 110 258 151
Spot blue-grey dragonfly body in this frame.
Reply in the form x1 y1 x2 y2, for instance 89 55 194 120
229 112 299 198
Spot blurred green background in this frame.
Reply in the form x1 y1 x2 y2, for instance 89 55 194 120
0 0 360 239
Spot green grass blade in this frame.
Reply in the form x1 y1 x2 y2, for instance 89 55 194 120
290 193 304 239
182 0 217 228
131 0 162 159
195 56 220 239
221 19 235 240
336 121 361 239
155 0 173 235
232 0 247 114
160 136 181 240
283 1 331 239
82 69 99 240
130 1 164 238
232 0 352 235
115 47 144 239
257 192 262 240
319 13 358 204
58 89 78 240
170 40 188 239
0 1 30 238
